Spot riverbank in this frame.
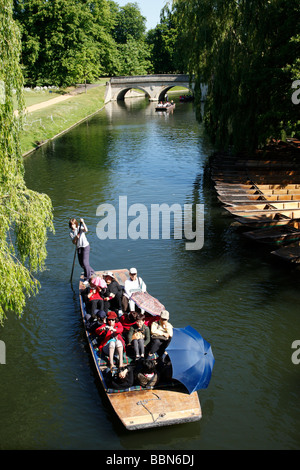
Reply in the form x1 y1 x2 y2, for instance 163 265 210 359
20 83 106 156
20 83 189 156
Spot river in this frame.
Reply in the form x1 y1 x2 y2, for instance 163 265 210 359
0 96 300 450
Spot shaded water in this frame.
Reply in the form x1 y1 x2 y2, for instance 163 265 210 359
1 97 300 450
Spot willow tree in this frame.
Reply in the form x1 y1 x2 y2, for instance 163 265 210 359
174 0 300 153
0 0 54 325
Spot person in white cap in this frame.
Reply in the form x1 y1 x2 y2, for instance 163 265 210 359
148 310 173 358
124 267 146 313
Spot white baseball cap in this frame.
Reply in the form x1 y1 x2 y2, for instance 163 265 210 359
129 267 137 274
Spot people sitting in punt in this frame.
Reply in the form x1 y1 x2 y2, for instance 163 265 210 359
82 272 174 390
148 310 173 358
135 358 159 388
124 267 146 313
95 311 125 371
127 313 150 361
81 275 107 318
103 271 123 317
107 365 134 390
119 310 139 343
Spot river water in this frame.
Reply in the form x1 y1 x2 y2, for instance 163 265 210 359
1 96 300 450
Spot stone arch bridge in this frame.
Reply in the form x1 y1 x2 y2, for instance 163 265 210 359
104 74 207 103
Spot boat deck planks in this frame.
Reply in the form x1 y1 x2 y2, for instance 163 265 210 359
109 387 201 430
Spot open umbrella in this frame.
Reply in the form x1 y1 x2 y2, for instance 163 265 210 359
166 326 215 394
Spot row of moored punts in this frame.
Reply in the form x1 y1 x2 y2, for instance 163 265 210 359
211 139 300 264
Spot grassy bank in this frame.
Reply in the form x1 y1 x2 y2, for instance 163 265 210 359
20 84 106 156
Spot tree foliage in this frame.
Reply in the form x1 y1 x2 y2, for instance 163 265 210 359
112 2 146 44
146 4 182 74
13 0 153 85
117 35 153 75
174 0 300 153
0 0 54 324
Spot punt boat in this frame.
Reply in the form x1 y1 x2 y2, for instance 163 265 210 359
234 214 295 229
223 202 300 218
79 268 203 431
271 243 300 263
218 195 300 206
243 221 300 245
155 103 175 112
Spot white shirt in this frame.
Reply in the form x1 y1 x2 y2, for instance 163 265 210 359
70 226 89 248
124 276 146 298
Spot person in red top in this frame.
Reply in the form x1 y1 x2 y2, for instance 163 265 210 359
119 311 138 343
85 278 106 316
95 311 125 370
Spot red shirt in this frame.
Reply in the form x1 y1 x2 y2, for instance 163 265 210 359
95 321 125 352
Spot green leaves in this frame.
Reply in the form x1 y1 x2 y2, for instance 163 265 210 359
175 0 300 153
0 0 54 325
13 0 153 85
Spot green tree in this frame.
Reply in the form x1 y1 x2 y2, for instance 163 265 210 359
0 0 54 325
146 4 183 74
14 0 117 86
112 2 146 44
118 35 153 75
110 2 152 76
174 0 300 153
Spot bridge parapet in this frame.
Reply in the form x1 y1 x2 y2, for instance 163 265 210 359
110 74 191 85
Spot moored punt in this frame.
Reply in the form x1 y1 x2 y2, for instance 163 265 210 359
243 221 300 245
79 268 203 431
271 242 300 263
215 183 300 190
226 209 300 219
213 176 300 186
179 94 194 102
218 194 300 206
223 201 300 216
216 188 300 197
234 214 294 229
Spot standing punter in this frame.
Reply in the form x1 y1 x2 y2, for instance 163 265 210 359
69 217 94 281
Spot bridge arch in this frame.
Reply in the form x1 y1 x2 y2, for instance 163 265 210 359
157 85 193 102
115 86 150 101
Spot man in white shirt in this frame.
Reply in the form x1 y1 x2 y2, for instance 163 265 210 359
124 267 146 313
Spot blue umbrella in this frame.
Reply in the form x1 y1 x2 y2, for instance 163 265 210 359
166 326 215 394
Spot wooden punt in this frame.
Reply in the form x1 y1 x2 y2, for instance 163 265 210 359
226 209 300 220
79 268 202 431
155 103 175 112
224 201 300 216
215 183 300 190
212 169 300 178
243 221 300 245
271 243 300 263
213 178 300 187
234 214 294 229
218 194 300 206
216 188 300 197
